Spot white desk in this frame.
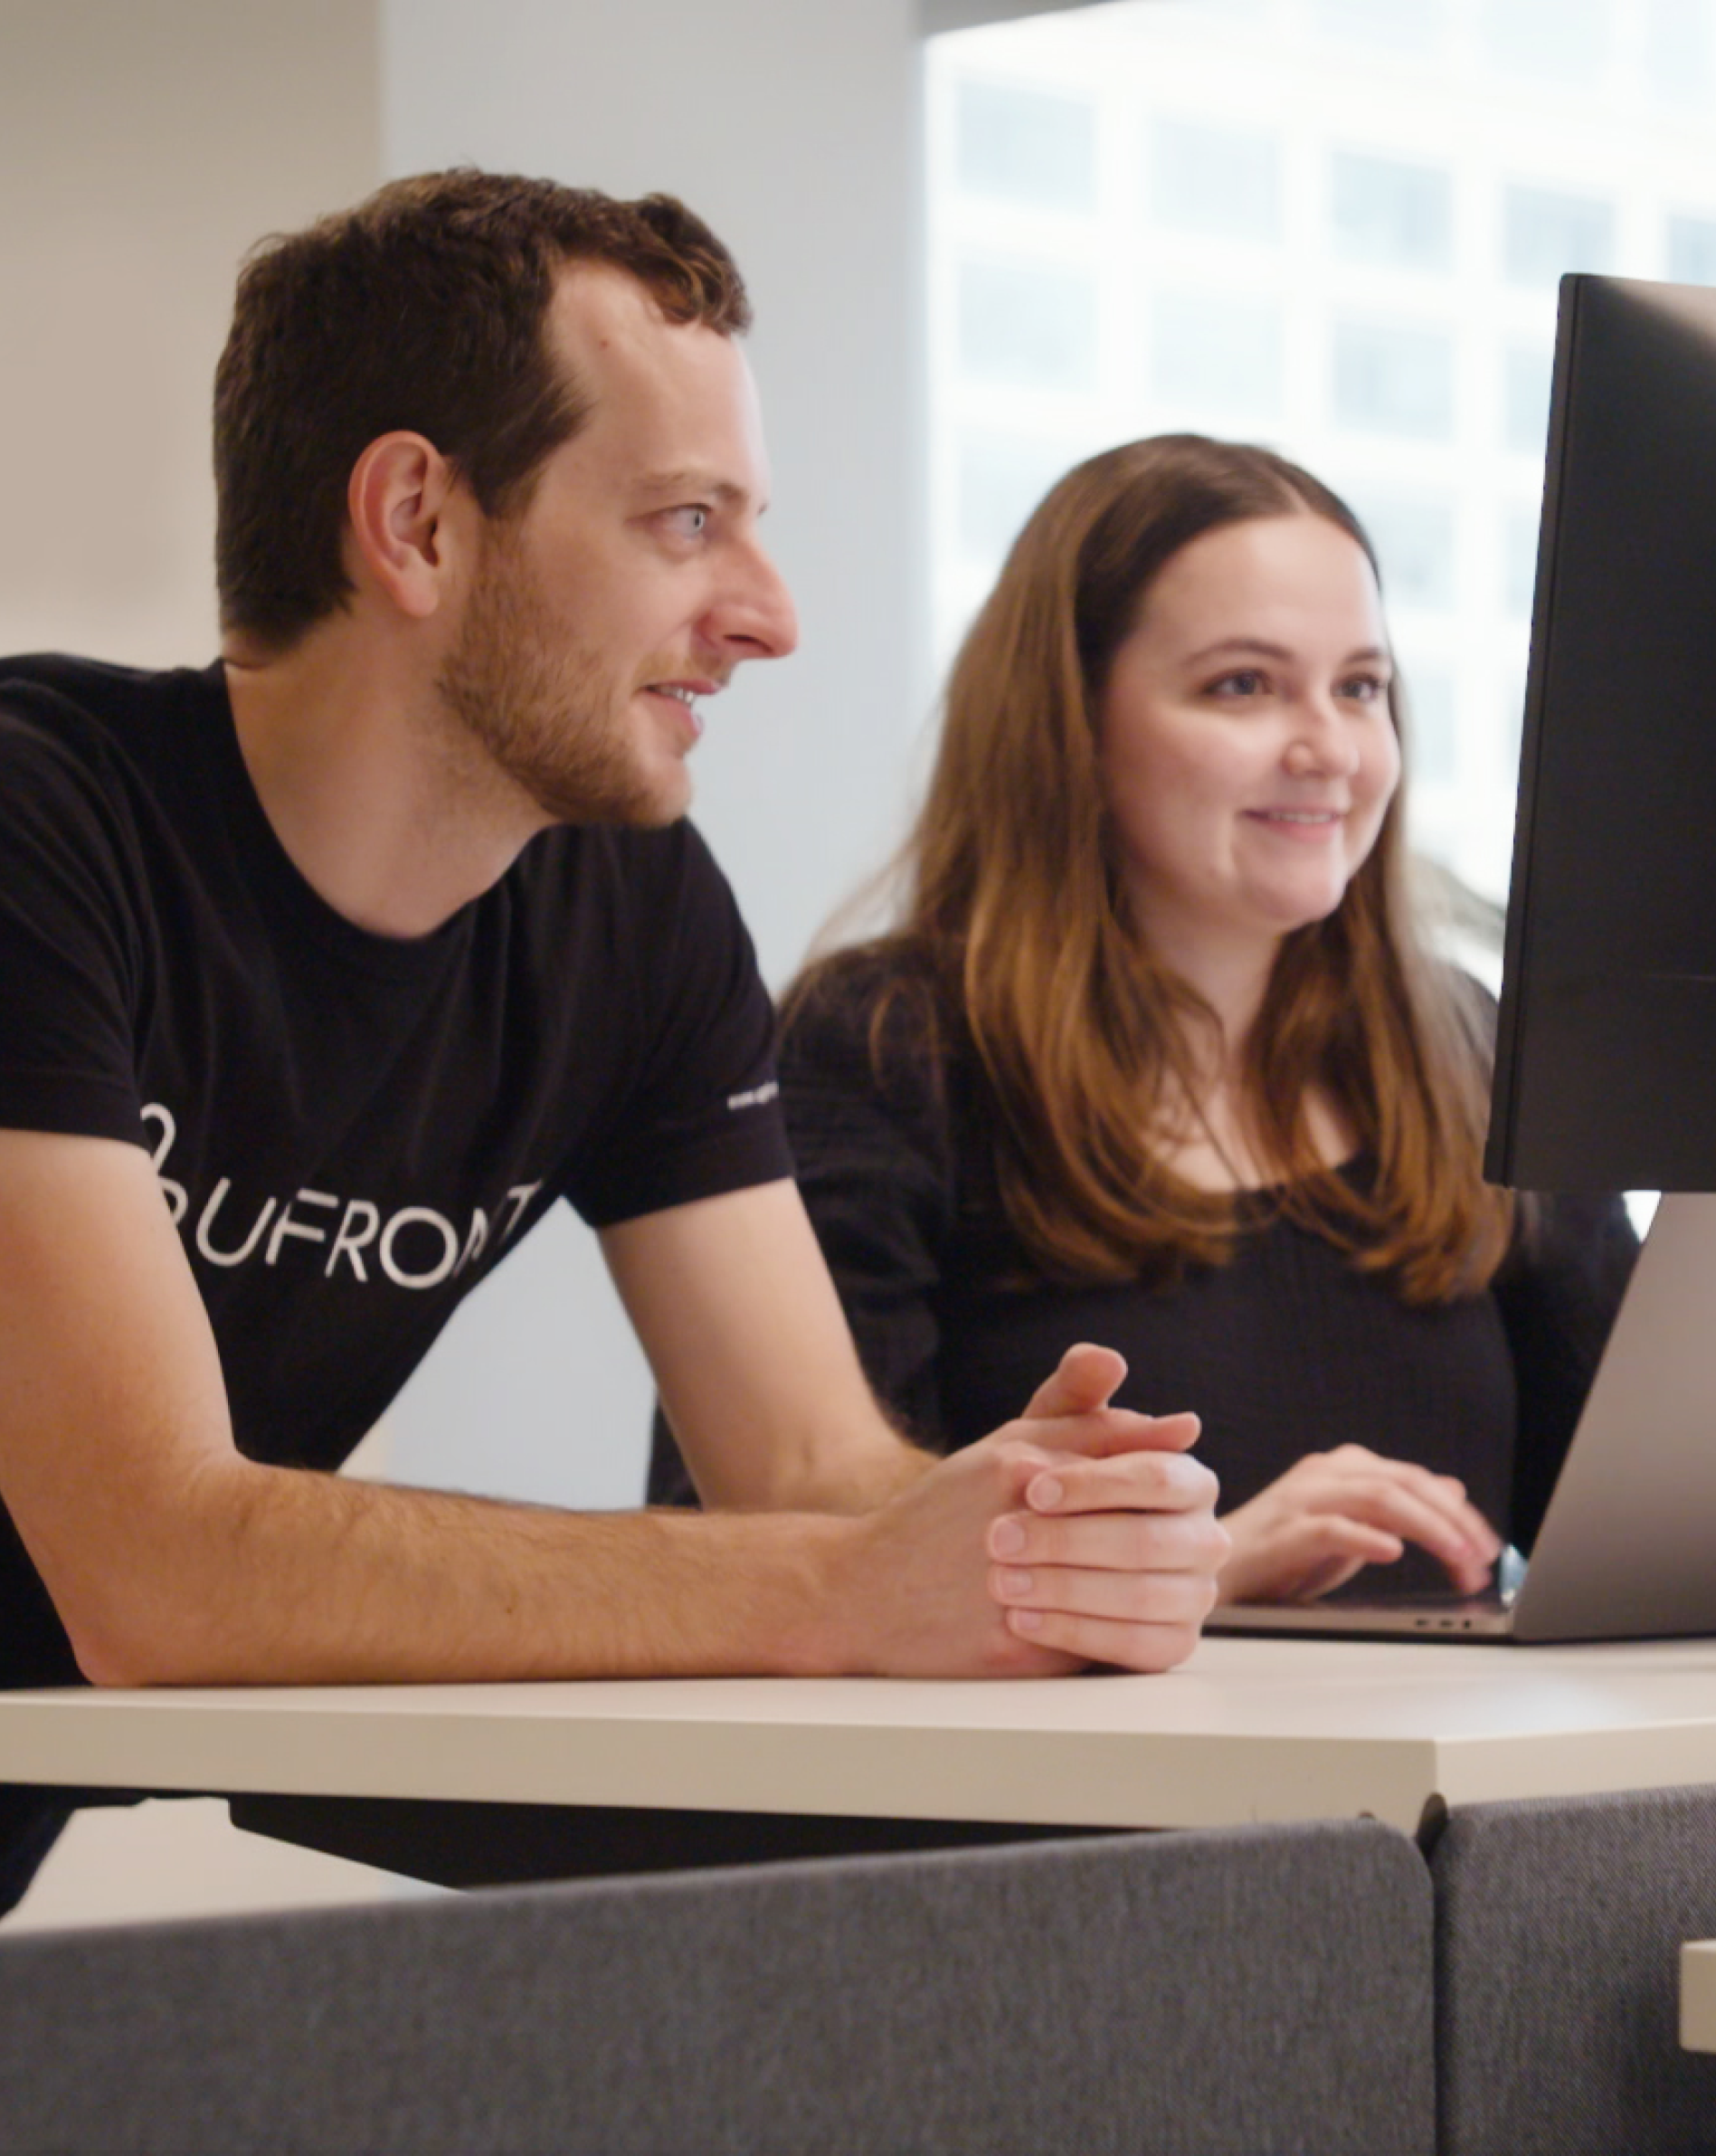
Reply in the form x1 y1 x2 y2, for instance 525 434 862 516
6 1635 1716 1841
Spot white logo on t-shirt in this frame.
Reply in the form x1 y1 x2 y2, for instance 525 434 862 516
140 1102 542 1291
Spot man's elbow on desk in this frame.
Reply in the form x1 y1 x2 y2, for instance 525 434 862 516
26 1453 289 1690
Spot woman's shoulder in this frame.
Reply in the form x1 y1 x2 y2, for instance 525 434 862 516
779 939 989 1181
782 940 962 1086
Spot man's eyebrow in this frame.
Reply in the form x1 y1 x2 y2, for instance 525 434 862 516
636 469 750 506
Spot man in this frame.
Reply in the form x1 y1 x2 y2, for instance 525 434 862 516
0 172 1224 1906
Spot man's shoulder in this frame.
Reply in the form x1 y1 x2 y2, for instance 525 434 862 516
0 651 211 717
0 653 220 784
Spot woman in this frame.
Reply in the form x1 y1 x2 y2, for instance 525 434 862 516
652 435 1636 1604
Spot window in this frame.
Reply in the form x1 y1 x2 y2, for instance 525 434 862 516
1314 0 1449 52
958 258 1096 393
958 80 1095 213
1503 185 1614 288
1347 496 1455 613
1496 663 1528 785
1151 290 1284 423
1669 214 1716 285
1485 0 1609 86
928 0 1716 902
1149 119 1281 244
1647 0 1713 105
959 431 1086 559
1331 154 1452 273
1503 346 1554 458
1332 322 1455 440
1404 669 1458 787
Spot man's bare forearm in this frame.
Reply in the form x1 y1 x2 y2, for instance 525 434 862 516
48 1353 1227 1688
71 1458 864 1686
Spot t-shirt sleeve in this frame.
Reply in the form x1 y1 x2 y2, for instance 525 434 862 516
1493 1190 1640 1553
777 970 958 1446
567 824 793 1227
0 700 147 1144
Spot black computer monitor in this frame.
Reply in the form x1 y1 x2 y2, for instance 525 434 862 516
1486 273 1716 1192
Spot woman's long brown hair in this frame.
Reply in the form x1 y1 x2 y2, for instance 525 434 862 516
796 434 1512 1302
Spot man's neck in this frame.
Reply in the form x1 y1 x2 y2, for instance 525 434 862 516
223 623 551 940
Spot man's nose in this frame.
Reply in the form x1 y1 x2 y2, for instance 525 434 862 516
716 539 799 662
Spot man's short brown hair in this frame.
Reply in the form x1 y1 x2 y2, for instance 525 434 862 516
213 169 751 651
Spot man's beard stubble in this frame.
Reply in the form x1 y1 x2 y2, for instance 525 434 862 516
434 531 676 830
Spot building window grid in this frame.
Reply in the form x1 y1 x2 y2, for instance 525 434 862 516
928 0 1716 901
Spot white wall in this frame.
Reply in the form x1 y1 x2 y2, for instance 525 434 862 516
0 0 382 665
0 0 392 1932
382 0 940 1508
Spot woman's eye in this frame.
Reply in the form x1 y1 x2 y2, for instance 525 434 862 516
1337 673 1389 703
1208 670 1267 699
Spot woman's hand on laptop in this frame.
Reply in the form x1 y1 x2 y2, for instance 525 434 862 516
1217 1446 1503 1604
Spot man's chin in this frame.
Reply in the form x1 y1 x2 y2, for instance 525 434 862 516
536 767 691 831
627 790 691 831
633 762 694 828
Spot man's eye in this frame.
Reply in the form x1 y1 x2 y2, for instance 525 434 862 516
665 505 710 539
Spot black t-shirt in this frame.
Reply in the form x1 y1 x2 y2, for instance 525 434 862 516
649 955 1639 1592
0 654 793 1685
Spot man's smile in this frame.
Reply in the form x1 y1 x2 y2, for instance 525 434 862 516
640 675 724 742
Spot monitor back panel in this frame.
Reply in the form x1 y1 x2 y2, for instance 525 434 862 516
1488 275 1716 1192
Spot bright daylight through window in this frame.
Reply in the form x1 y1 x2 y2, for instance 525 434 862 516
926 0 1716 914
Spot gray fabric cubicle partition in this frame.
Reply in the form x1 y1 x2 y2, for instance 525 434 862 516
1433 1783 1716 2156
0 1817 1432 2155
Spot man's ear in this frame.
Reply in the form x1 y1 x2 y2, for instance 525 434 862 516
345 432 474 621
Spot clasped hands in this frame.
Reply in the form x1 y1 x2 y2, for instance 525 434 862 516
844 1341 1227 1676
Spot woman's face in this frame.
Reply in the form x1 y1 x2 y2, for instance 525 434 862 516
1096 512 1400 958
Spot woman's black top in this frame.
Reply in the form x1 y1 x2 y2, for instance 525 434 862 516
650 959 1639 1580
